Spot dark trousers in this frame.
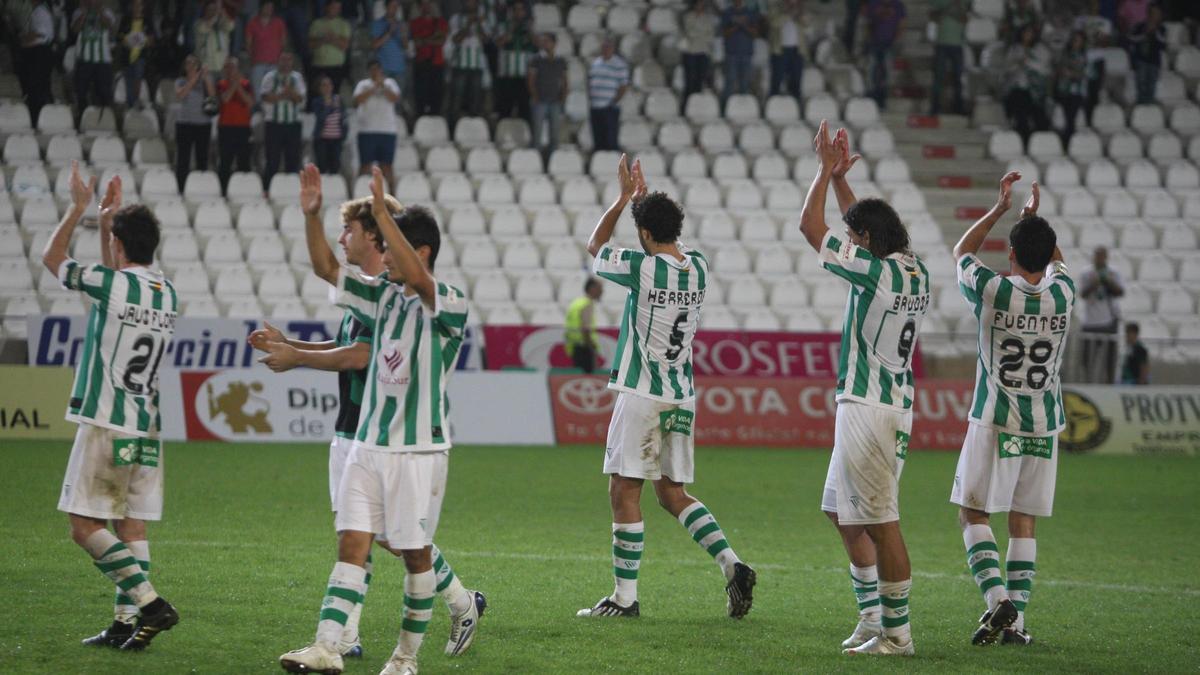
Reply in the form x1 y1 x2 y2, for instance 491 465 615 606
1085 59 1105 126
769 47 804 99
175 122 211 192
590 106 620 151
310 65 346 94
1058 93 1085 145
843 0 862 51
682 52 710 104
1004 88 1049 144
448 68 483 120
1134 61 1160 105
314 137 344 174
413 61 444 115
217 125 252 193
74 61 114 110
1082 326 1119 384
263 121 302 186
494 76 530 119
571 344 597 374
869 46 891 109
930 44 964 115
18 44 54 127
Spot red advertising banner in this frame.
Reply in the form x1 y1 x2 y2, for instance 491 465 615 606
549 375 973 450
485 325 922 379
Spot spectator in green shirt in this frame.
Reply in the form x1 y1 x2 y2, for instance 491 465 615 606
309 0 352 93
929 0 966 115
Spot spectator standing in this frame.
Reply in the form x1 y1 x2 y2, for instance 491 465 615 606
1127 4 1165 105
1055 31 1089 144
1078 246 1125 384
929 0 967 116
767 0 808 102
71 0 117 113
116 0 155 109
1003 24 1052 143
279 0 312 74
1119 322 1149 385
588 38 629 152
217 56 254 194
17 0 55 127
1074 10 1112 126
410 0 448 116
528 32 567 160
309 0 351 93
371 0 408 98
245 1 287 101
720 0 761 105
682 1 717 107
261 52 306 186
195 1 235 74
353 59 401 186
494 1 535 120
843 0 862 52
174 54 216 192
312 75 348 174
447 0 494 122
564 278 604 373
864 0 905 111
1001 0 1040 44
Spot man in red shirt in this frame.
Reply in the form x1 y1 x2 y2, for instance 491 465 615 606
217 55 255 195
409 0 448 115
245 1 287 100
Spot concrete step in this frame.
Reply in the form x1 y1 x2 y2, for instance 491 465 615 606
911 163 1006 188
888 124 986 145
897 142 989 161
881 112 971 130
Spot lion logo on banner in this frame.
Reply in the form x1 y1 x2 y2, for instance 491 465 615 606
206 381 272 433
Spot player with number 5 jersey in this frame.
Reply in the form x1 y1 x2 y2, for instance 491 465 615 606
41 161 180 652
576 155 757 622
950 171 1074 648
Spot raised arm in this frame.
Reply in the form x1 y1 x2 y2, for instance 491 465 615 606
830 127 862 216
370 166 438 308
798 120 841 251
300 163 339 283
97 174 122 268
586 154 639 257
42 161 94 274
954 171 1023 259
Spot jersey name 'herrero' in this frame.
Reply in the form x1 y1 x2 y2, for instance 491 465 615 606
592 243 707 404
331 265 468 452
58 260 178 436
957 254 1076 435
819 231 931 412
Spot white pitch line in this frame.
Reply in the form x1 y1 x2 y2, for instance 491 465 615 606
157 541 1199 597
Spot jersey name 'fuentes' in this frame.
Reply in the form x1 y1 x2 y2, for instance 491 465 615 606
593 243 708 404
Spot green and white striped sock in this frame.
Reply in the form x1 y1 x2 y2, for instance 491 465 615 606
850 564 882 623
612 522 643 606
1005 538 1036 631
341 553 372 646
963 524 1008 610
397 569 435 659
83 530 158 607
113 540 150 625
880 579 912 644
677 502 741 580
432 544 473 615
315 562 366 651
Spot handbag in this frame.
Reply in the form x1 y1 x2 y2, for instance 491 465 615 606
202 95 219 116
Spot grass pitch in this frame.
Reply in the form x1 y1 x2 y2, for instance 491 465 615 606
1 441 1198 674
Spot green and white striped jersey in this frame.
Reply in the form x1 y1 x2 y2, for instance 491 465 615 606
449 13 491 70
331 265 469 452
72 9 114 64
957 254 1076 435
592 243 707 404
819 231 931 412
58 260 178 437
260 69 306 123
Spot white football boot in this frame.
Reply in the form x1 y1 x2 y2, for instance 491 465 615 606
445 590 487 656
841 618 883 649
843 635 915 656
378 654 418 675
279 643 345 674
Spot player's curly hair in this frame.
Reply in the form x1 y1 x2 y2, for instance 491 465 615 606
1009 215 1057 272
112 204 160 264
843 198 910 259
630 192 684 244
395 205 441 270
340 195 403 253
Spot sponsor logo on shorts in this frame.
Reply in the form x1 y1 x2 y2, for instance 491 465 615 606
895 430 910 460
659 409 695 436
112 438 161 467
998 433 1053 459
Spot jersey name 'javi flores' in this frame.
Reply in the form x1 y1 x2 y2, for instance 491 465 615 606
116 305 177 330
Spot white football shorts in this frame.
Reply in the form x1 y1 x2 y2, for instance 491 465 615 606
821 401 912 525
334 443 448 550
58 423 164 521
328 435 355 511
603 392 696 484
950 422 1058 517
